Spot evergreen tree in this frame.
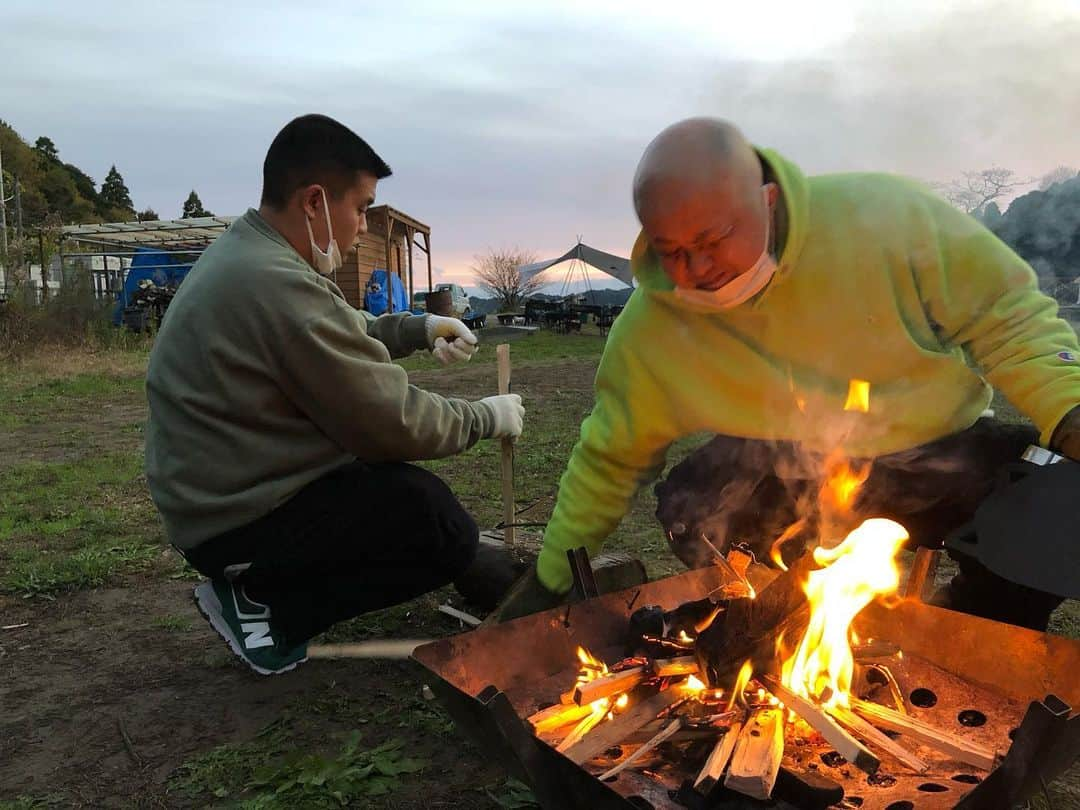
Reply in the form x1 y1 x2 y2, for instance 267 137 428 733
99 165 134 212
181 190 213 218
34 136 59 165
136 208 160 222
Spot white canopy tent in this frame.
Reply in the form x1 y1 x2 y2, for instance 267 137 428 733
518 241 633 301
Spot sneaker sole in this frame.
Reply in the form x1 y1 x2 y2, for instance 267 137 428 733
193 581 306 676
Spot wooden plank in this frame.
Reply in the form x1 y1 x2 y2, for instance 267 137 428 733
850 698 999 770
496 344 515 546
724 708 785 800
528 702 595 735
827 704 928 773
573 667 647 706
694 720 744 793
561 689 683 765
597 718 683 781
653 656 700 678
762 676 880 774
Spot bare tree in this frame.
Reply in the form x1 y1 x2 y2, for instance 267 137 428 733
937 167 1033 216
1039 166 1078 191
471 247 540 310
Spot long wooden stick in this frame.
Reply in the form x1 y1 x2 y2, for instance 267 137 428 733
827 704 928 773
597 718 684 781
307 640 431 659
850 698 1000 770
561 689 683 765
762 676 880 775
496 343 514 546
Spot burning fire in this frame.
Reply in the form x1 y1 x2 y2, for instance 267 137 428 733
781 518 909 709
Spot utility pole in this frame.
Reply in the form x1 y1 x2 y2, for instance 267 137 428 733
14 174 24 276
0 146 9 258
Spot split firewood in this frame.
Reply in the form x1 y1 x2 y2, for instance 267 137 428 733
693 719 744 794
762 676 879 775
597 718 683 781
437 604 482 627
528 702 596 735
724 708 785 800
653 656 700 678
827 704 928 773
850 698 1000 770
556 705 609 753
573 666 647 705
560 689 684 765
306 639 431 659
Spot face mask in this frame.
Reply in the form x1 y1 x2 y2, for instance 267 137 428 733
304 187 343 275
674 187 777 310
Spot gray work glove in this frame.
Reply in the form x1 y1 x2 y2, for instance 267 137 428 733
478 394 524 441
425 315 478 365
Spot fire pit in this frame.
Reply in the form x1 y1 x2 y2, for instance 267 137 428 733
413 560 1080 809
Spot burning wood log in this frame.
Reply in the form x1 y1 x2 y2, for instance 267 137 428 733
573 666 646 706
528 702 596 735
827 703 929 773
850 697 1000 770
597 718 684 781
761 676 880 775
653 656 700 678
560 689 684 765
695 553 819 687
724 707 785 800
693 719 744 794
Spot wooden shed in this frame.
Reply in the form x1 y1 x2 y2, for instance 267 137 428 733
336 205 432 312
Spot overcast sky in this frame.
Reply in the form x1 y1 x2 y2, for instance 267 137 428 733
3 0 1078 290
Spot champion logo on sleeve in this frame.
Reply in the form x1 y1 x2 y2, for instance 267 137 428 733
1058 351 1076 362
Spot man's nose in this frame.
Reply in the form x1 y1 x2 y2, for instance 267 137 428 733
689 251 712 279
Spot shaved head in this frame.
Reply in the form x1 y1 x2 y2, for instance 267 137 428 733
633 118 762 218
632 118 777 290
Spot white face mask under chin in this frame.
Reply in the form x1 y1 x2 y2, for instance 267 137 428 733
674 188 777 311
305 188 343 275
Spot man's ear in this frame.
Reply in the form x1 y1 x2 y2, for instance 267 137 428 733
298 185 322 219
764 181 780 207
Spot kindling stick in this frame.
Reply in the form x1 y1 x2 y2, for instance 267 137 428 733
306 640 432 659
496 343 515 546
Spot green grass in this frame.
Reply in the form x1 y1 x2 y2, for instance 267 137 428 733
0 372 145 429
396 326 609 372
0 452 163 595
152 614 194 632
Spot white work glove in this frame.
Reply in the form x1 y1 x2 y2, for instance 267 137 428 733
479 394 524 441
425 315 478 365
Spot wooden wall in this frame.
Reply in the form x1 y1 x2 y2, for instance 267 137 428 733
336 232 409 310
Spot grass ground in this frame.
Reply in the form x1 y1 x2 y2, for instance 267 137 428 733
0 325 1077 809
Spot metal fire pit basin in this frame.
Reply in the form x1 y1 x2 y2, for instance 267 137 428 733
413 566 1080 809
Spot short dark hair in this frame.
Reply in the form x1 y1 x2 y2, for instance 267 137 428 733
260 114 392 208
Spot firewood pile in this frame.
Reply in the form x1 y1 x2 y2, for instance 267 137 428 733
525 521 1008 808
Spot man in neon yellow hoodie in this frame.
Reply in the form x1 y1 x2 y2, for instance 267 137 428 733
501 118 1080 630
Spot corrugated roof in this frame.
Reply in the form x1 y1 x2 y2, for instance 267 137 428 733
61 217 236 249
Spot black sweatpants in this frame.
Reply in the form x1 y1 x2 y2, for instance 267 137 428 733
183 461 479 648
655 418 1064 631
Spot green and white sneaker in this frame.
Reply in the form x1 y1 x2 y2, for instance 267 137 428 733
193 579 307 675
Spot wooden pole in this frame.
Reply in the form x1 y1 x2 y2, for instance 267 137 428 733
497 343 515 546
384 209 394 314
904 547 940 601
306 640 431 659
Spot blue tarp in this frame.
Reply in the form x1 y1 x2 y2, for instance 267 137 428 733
112 248 194 325
364 269 409 315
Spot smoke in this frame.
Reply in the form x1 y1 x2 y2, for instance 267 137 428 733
706 1 1080 182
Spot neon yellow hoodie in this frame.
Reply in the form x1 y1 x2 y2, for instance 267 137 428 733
537 149 1080 593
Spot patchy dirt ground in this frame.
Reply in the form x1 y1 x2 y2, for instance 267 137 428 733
2 340 1078 809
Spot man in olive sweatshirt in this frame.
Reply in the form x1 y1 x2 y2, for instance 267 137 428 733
496 118 1079 630
145 114 524 674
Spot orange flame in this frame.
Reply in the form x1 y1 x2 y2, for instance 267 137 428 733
726 660 754 712
844 379 870 413
781 518 909 708
682 674 707 695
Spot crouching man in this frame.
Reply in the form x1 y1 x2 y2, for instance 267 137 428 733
145 114 523 674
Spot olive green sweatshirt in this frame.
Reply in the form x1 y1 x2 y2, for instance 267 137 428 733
537 149 1080 593
145 209 494 550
